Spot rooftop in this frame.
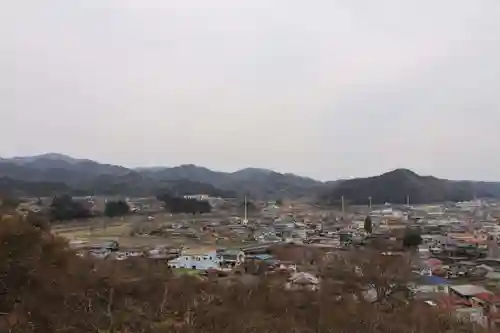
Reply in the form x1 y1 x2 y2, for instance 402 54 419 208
421 275 449 285
450 284 490 297
182 247 217 256
473 292 500 304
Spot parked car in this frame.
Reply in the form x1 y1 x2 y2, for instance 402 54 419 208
90 249 111 259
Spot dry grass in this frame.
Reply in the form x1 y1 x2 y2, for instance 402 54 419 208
54 223 132 239
52 217 230 250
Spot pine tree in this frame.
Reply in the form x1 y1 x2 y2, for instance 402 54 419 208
364 215 373 234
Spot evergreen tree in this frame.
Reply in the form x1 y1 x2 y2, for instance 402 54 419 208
50 195 91 221
156 194 211 215
364 215 373 234
403 229 423 248
104 200 130 218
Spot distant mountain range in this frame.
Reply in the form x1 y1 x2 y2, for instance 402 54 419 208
321 168 500 205
0 153 324 199
1 153 500 203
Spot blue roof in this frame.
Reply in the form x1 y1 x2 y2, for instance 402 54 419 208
422 275 449 285
248 254 273 261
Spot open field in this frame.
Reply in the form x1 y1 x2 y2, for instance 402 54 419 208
51 212 248 251
55 225 214 249
54 222 132 239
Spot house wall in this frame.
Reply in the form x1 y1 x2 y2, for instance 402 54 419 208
416 284 449 294
285 282 319 291
226 251 246 264
169 251 221 270
455 308 487 327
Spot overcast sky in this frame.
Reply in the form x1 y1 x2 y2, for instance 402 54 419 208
1 0 500 181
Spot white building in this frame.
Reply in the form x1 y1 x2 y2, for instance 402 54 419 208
168 250 222 270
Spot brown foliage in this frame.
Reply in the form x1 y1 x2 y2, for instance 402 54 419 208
270 244 325 266
0 215 475 333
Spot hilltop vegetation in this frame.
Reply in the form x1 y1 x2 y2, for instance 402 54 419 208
0 212 473 333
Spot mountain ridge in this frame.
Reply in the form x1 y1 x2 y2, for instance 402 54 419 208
2 153 500 202
0 153 324 199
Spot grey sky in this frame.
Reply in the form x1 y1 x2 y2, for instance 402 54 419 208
1 0 500 181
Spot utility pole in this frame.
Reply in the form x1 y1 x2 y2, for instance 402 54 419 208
341 196 345 218
406 194 410 206
368 196 372 211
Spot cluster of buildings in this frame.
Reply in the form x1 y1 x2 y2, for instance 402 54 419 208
356 199 500 329
60 195 500 329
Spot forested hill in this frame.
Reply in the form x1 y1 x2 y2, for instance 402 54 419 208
321 168 500 205
0 154 323 199
2 154 500 202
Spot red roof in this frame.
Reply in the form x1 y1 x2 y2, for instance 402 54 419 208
474 292 500 304
425 258 443 267
437 295 471 310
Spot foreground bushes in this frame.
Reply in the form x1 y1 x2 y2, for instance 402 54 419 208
0 215 474 333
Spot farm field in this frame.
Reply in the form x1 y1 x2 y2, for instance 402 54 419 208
51 212 245 251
